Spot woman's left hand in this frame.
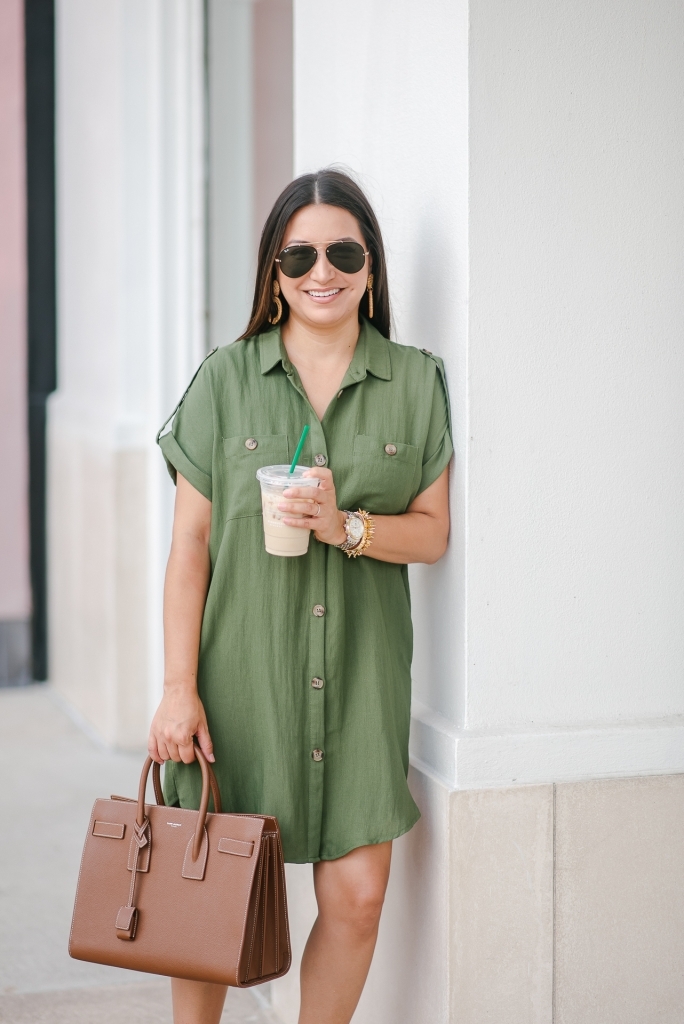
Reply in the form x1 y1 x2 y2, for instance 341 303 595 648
280 467 346 546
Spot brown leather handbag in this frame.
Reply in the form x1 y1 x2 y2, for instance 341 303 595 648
69 746 291 986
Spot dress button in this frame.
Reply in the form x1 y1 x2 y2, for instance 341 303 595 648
314 453 327 467
312 604 325 617
245 438 258 450
312 748 324 761
337 390 343 399
384 443 398 456
311 677 324 689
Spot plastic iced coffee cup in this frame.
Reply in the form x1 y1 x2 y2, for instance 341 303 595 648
256 465 321 557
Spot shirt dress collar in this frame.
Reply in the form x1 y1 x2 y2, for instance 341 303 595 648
258 319 392 383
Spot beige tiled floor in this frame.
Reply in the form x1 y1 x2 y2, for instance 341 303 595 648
0 685 274 1024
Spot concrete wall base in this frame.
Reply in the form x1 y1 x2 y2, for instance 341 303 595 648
48 411 149 748
270 764 684 1024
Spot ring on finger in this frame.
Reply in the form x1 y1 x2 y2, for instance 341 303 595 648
312 502 321 518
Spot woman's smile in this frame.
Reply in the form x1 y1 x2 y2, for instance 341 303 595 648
306 287 342 302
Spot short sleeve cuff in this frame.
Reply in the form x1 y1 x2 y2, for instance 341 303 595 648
159 431 212 501
416 433 454 496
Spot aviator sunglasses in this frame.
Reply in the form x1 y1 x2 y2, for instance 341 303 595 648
275 240 369 278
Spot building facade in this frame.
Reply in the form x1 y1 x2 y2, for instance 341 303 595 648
0 0 31 685
38 1 684 1021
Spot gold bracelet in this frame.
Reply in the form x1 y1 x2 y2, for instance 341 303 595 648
345 509 375 558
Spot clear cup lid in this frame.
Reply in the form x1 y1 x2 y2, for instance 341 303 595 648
256 465 320 487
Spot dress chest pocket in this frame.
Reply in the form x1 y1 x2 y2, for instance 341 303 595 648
223 434 290 519
350 434 419 515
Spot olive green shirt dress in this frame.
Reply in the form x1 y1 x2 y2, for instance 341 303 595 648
158 319 453 863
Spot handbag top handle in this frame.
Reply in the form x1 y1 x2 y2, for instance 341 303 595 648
137 743 222 862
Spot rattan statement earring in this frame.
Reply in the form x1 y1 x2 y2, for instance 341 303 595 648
268 279 283 325
366 273 374 320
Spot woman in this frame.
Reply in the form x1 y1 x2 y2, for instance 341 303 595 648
149 169 452 1024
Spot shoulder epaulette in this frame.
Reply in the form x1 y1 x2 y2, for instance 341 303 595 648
420 348 452 436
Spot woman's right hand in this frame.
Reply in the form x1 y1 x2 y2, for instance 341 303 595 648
147 685 215 765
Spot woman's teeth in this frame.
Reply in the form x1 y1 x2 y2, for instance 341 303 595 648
308 289 340 298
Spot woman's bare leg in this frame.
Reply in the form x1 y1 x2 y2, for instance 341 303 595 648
171 978 227 1024
299 841 392 1024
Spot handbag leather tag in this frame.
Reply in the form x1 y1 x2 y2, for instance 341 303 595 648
182 829 209 880
115 905 138 941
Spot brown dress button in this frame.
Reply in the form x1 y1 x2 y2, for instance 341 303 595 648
245 438 258 450
337 390 344 399
312 748 324 761
311 677 324 689
314 453 327 467
312 604 325 617
384 443 398 456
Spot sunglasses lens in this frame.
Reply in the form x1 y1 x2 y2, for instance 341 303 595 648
278 245 318 278
326 241 367 274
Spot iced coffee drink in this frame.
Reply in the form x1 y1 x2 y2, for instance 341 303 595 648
256 466 320 557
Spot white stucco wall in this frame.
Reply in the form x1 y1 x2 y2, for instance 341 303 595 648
467 0 684 732
452 0 684 785
294 0 684 786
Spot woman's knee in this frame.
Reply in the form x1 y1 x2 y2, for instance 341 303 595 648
316 860 389 938
342 882 386 937
315 842 391 935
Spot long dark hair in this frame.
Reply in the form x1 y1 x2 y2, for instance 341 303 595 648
240 169 391 340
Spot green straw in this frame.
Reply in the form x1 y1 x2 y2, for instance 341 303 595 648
289 424 310 475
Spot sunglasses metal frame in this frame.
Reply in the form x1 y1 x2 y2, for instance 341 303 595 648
275 240 370 278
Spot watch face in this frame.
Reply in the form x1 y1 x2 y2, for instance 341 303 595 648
347 515 365 543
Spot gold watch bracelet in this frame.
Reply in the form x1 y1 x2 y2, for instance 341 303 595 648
339 509 375 558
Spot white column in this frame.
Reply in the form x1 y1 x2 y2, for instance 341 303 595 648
287 2 684 1022
50 0 205 745
206 0 254 348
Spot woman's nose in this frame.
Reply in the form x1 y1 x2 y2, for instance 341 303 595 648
309 251 335 283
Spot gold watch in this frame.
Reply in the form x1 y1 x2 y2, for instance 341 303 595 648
337 510 375 558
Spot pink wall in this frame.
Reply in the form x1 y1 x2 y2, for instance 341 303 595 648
0 0 31 619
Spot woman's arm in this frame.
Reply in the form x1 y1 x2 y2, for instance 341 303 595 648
281 464 450 565
363 466 449 564
148 473 215 765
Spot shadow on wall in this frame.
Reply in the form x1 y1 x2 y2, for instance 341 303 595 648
406 214 462 723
